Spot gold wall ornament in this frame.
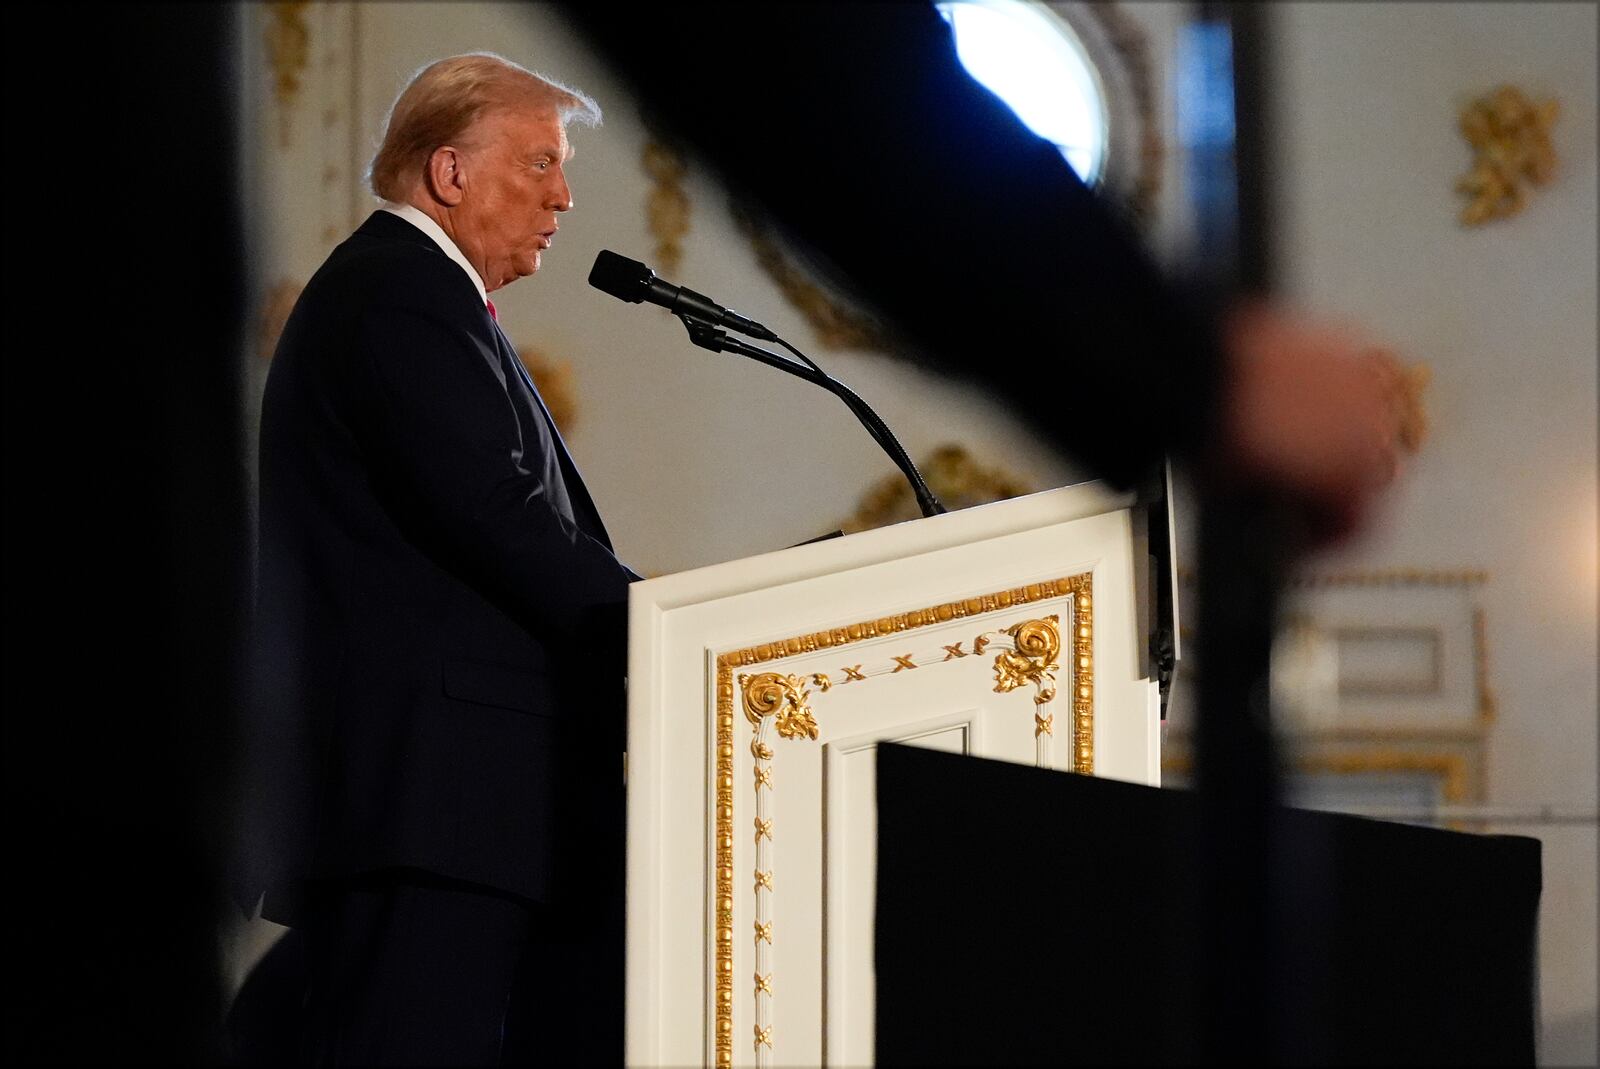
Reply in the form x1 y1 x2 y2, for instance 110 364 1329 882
257 278 304 361
1395 361 1432 455
1163 749 1474 816
1472 607 1497 725
843 443 1036 533
516 346 580 433
1455 85 1560 226
711 574 1097 1063
732 202 894 351
1280 568 1490 590
264 2 312 148
1361 347 1432 455
641 138 690 275
1064 0 1165 227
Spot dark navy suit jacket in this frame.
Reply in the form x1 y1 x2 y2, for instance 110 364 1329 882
242 210 636 920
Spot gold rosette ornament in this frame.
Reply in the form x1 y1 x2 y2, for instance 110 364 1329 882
992 616 1063 705
740 672 819 741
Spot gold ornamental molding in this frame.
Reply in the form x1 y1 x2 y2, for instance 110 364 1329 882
1169 565 1495 790
843 443 1034 534
256 278 303 361
1162 749 1472 808
516 346 581 433
1177 566 1490 588
1304 750 1471 805
1165 747 1477 832
641 138 690 276
991 616 1065 742
1455 85 1560 227
1071 0 1164 227
1472 606 1497 725
1294 568 1490 589
732 202 893 352
741 672 820 744
738 670 818 1062
264 1 311 148
1360 346 1431 456
712 575 1093 1066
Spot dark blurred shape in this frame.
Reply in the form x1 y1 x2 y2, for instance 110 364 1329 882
1179 6 1286 1057
559 2 1227 494
2 5 245 1062
876 744 1541 1066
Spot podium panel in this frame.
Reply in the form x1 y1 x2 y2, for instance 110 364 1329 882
626 484 1161 1067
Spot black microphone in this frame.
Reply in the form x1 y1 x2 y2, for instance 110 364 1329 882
589 250 778 341
588 250 946 519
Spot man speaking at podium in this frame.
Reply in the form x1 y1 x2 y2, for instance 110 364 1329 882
239 54 635 1064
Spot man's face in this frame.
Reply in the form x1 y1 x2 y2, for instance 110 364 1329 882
453 105 573 292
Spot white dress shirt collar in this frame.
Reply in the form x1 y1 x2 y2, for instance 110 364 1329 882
380 202 489 307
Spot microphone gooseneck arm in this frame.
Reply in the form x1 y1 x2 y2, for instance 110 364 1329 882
676 313 947 520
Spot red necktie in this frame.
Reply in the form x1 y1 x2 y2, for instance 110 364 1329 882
486 299 497 321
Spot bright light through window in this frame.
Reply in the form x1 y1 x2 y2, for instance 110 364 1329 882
936 0 1108 184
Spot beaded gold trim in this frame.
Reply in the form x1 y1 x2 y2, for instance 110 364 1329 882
710 574 1093 1065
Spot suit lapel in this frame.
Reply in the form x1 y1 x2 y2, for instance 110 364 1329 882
489 317 614 551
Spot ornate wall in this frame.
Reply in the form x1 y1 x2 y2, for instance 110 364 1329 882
241 2 1212 579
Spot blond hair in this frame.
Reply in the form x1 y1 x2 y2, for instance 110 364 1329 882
367 52 600 201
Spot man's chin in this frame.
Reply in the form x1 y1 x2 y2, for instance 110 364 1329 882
492 258 541 290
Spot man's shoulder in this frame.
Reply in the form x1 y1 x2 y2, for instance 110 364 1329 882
307 215 482 317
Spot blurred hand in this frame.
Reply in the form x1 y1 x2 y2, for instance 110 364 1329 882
1210 300 1412 545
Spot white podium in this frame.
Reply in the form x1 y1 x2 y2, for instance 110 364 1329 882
625 482 1164 1067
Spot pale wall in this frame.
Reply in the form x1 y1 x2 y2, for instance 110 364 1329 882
1266 4 1598 1063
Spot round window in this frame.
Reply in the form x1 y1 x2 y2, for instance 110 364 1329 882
937 0 1112 185
732 1 1160 350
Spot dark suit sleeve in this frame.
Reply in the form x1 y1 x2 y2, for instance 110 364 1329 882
351 296 634 640
559 2 1225 488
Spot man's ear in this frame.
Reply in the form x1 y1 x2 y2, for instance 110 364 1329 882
424 146 466 207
